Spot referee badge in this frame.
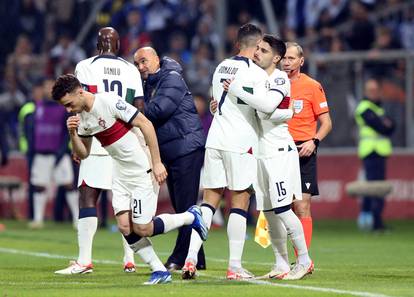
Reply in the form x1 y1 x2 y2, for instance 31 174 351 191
293 99 303 114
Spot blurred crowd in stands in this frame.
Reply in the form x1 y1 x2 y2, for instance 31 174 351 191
0 0 413 157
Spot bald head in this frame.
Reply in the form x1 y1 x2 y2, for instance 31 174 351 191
133 47 160 79
97 27 120 55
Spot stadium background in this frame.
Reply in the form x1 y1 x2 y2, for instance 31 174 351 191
1 0 414 223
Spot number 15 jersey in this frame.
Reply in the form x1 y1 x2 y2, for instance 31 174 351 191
75 54 143 155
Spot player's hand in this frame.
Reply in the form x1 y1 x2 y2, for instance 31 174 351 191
210 98 218 114
222 78 234 92
297 140 316 157
72 152 81 164
67 116 80 135
152 162 168 185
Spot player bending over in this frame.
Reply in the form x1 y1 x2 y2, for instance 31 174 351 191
52 74 208 285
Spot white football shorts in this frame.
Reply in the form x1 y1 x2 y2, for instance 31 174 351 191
202 148 257 191
31 154 74 186
77 155 112 190
111 171 159 225
255 146 302 211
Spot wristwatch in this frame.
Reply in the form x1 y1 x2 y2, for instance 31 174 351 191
312 138 320 147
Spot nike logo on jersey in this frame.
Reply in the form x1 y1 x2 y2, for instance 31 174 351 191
277 197 286 202
305 183 311 189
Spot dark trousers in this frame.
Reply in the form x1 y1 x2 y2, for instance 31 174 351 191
362 153 387 230
165 148 205 268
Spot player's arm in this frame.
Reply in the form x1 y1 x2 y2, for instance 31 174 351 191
225 78 284 113
131 113 167 184
67 115 91 159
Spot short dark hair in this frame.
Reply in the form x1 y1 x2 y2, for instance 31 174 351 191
262 34 286 59
237 23 262 49
52 74 81 101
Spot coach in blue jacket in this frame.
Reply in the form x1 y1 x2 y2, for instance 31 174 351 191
134 47 206 271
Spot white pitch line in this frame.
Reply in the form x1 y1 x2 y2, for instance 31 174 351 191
0 247 396 297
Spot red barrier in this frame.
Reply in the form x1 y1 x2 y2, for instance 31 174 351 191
1 154 413 219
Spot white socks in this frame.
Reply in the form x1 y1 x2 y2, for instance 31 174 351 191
129 237 166 272
77 216 98 266
33 191 47 223
156 212 194 233
277 209 311 266
227 211 247 270
264 211 290 272
186 205 214 263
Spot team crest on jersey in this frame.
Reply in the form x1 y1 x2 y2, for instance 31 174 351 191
293 99 303 114
274 78 285 85
116 99 127 110
98 117 107 129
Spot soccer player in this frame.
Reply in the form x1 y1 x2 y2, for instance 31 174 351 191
51 74 208 284
55 27 144 275
228 35 313 280
182 24 281 280
281 42 332 253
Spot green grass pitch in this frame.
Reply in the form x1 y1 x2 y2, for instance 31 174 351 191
0 220 413 297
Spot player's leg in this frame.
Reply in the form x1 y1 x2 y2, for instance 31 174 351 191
293 154 318 250
182 188 222 279
117 210 171 284
55 154 78 228
182 148 227 279
29 154 51 229
225 151 257 280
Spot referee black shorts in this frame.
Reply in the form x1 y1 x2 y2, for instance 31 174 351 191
296 141 319 196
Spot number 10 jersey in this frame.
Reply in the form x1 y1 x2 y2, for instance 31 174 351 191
75 54 144 155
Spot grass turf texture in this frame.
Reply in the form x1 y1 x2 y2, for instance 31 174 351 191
0 220 413 297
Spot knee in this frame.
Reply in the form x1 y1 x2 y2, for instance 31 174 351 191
117 222 131 236
293 199 311 218
133 223 152 237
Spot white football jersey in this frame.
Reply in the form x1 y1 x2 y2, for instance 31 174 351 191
257 69 293 158
206 56 268 153
78 93 150 178
75 54 143 155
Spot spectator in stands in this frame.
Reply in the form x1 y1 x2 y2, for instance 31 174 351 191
346 0 375 50
49 31 86 76
120 5 151 59
185 43 215 95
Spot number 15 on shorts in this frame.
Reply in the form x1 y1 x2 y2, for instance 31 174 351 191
275 181 287 203
132 198 142 218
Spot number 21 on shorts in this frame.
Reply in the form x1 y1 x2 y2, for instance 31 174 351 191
132 198 142 218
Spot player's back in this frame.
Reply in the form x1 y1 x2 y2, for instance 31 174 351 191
258 69 293 157
75 55 143 155
207 56 266 153
75 55 143 105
